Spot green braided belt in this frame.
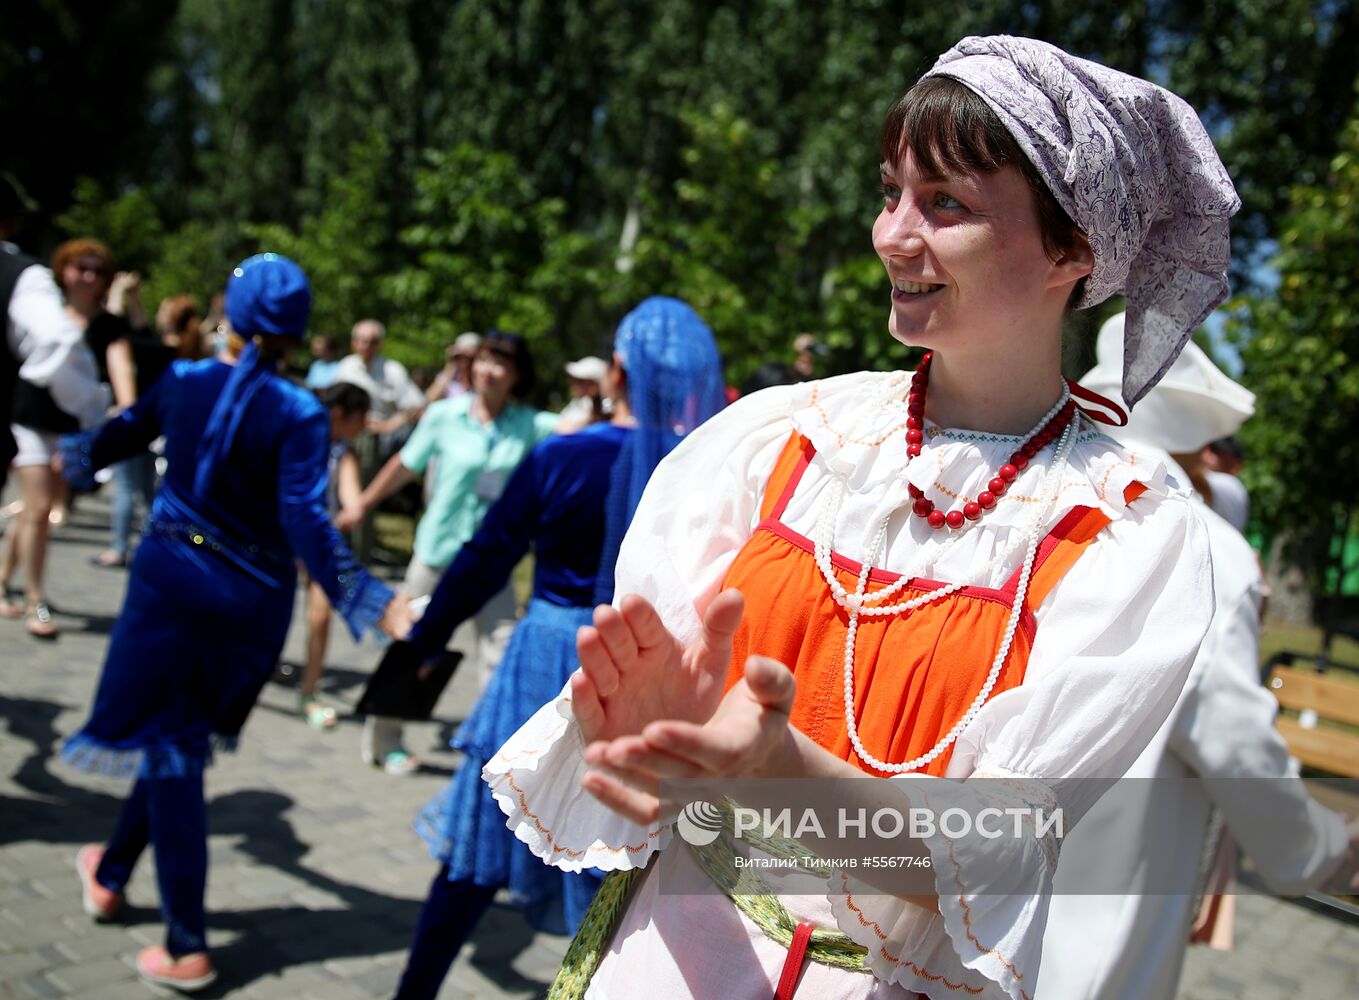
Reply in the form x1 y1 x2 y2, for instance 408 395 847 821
548 802 870 999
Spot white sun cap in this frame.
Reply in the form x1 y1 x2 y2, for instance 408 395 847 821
1081 313 1254 453
564 356 608 382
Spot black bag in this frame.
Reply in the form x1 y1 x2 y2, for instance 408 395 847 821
355 641 463 721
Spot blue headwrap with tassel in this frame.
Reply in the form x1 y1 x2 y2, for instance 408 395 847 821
193 254 312 498
592 296 726 605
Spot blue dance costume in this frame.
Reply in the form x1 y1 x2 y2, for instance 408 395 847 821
393 423 627 998
62 256 392 960
392 296 727 1000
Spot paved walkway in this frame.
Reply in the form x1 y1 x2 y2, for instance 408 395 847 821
1 492 1356 999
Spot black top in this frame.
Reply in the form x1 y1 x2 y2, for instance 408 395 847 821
86 312 176 396
0 249 38 472
129 330 176 395
84 312 132 384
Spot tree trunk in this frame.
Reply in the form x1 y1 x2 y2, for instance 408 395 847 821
1263 535 1314 627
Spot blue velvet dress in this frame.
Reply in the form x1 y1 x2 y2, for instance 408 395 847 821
406 421 629 935
62 358 393 776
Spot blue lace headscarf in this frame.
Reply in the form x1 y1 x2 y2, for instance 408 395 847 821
193 253 312 498
593 296 726 605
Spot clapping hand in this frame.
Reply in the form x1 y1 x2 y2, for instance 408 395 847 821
571 590 745 745
571 589 800 825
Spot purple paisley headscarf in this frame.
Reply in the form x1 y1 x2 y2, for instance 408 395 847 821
923 35 1240 406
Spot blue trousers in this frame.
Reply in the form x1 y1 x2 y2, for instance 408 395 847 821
96 771 208 956
392 865 498 1000
110 452 156 556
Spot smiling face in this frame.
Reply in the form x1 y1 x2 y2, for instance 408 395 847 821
872 149 1087 360
60 253 112 311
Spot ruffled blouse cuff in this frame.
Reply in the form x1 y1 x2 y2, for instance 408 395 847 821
338 574 395 641
482 688 667 873
58 430 101 493
830 772 1061 1000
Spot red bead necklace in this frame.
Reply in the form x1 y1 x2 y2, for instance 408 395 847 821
905 351 1077 530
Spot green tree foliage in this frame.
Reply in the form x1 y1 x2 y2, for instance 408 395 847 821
247 133 392 339
0 1 178 249
1155 0 1359 274
8 0 1358 397
139 221 236 322
54 180 166 274
1235 95 1359 587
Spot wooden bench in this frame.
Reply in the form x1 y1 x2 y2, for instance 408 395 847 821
1266 663 1359 778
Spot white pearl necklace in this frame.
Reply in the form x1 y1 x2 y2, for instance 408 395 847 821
813 415 1080 774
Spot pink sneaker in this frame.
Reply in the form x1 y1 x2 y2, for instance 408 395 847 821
136 946 217 992
74 844 123 921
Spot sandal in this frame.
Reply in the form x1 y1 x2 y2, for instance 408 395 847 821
0 592 21 619
298 696 338 731
91 550 128 568
26 602 57 639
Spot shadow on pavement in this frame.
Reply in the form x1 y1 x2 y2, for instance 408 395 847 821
201 790 553 996
0 693 123 846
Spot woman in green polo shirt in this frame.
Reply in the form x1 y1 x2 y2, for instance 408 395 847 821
337 331 557 774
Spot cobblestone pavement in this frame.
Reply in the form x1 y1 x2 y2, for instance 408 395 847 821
2 493 1356 999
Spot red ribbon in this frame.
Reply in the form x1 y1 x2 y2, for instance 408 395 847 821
774 921 815 1000
1066 378 1128 427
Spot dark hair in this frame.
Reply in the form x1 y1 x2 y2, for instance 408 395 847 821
740 361 798 396
480 329 537 399
881 77 1088 300
320 381 371 415
1208 436 1245 462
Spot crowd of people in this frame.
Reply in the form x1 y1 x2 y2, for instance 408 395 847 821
3 31 1359 1000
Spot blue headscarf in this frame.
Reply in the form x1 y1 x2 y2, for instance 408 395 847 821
193 254 312 498
593 296 726 604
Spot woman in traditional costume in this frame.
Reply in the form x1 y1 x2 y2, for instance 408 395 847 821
62 254 409 992
483 36 1238 1000
388 297 725 999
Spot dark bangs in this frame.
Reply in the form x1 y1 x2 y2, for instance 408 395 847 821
481 329 537 399
881 76 1020 179
881 76 1088 278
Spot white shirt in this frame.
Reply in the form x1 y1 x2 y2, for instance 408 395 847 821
482 373 1214 1000
5 251 109 427
333 351 424 420
1204 470 1249 532
1037 451 1346 1000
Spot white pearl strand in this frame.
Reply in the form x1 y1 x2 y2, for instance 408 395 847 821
816 412 1080 774
812 379 1073 615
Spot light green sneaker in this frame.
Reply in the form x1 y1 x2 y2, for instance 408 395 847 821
382 750 420 776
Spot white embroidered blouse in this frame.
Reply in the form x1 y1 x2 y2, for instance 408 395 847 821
482 371 1215 1000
